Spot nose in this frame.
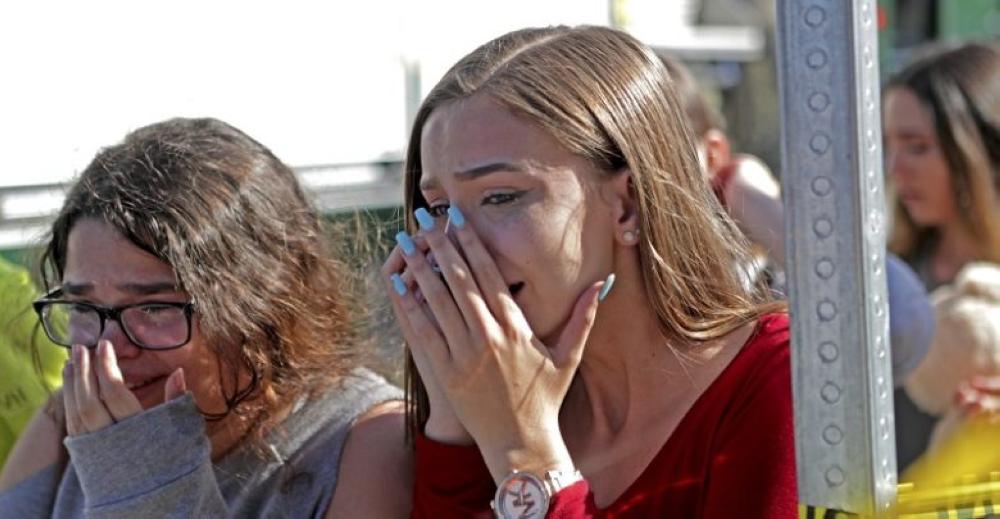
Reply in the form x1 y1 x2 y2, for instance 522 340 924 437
99 319 142 359
885 149 908 184
884 147 897 173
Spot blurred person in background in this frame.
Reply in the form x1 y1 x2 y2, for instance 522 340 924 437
662 52 936 395
658 53 786 278
0 257 66 469
386 25 797 517
0 118 411 517
883 41 1000 472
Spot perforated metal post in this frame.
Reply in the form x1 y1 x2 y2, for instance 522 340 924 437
776 0 897 514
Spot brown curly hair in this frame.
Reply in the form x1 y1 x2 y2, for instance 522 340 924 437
39 117 362 441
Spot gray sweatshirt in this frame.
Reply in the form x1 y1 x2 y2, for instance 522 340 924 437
0 368 401 518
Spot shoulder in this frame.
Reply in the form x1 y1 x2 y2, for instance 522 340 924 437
0 394 66 492
719 313 792 417
325 399 412 518
725 155 781 202
742 313 790 367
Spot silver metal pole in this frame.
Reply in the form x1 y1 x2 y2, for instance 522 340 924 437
776 0 897 514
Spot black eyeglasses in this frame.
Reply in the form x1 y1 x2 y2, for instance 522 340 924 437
33 289 195 350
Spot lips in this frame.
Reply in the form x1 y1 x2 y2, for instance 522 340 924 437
125 375 166 391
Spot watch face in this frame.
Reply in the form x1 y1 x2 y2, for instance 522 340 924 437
495 473 548 519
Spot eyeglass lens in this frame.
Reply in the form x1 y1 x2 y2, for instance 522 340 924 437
41 303 188 349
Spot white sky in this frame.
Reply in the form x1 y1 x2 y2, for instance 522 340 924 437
0 0 608 187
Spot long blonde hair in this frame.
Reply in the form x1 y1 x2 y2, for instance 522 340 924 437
402 26 781 431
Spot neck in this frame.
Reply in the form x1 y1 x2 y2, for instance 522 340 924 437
932 220 980 284
207 409 259 460
560 256 705 446
201 367 286 461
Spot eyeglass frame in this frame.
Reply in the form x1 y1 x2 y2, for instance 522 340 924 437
32 288 196 350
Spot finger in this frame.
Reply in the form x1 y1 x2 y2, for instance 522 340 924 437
551 277 611 369
95 340 143 420
970 376 1000 394
388 288 446 379
445 206 517 323
381 243 408 280
164 368 187 401
397 226 476 352
379 236 431 281
419 211 493 321
74 345 113 432
62 362 83 436
386 271 450 370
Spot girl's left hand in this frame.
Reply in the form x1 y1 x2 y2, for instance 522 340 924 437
390 207 607 482
63 340 186 436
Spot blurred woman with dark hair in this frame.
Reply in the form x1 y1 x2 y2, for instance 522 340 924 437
0 118 411 517
885 41 1000 289
884 41 1000 471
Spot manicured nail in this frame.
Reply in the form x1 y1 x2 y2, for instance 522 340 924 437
598 273 616 302
447 206 465 229
395 231 416 255
391 273 408 295
414 208 435 231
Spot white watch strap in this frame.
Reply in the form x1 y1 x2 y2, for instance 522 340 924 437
544 468 584 495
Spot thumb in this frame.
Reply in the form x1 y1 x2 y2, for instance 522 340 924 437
551 274 614 368
164 367 187 401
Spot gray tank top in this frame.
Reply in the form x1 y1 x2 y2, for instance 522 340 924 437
0 368 401 518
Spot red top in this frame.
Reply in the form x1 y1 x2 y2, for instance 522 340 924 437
710 158 739 209
411 313 796 518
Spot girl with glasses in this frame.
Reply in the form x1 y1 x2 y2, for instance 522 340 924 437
0 118 412 517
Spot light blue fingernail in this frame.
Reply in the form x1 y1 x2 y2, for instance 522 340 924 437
598 273 616 302
391 273 407 295
414 207 435 231
447 206 465 229
395 231 416 255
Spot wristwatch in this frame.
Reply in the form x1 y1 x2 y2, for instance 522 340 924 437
491 468 583 519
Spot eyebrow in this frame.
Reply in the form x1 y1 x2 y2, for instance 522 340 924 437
62 281 181 296
419 162 526 191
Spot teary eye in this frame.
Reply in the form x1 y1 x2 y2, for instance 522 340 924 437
481 191 524 206
427 204 450 217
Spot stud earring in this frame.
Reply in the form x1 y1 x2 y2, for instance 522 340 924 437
623 230 637 243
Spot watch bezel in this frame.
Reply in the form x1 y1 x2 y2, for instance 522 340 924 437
493 470 550 519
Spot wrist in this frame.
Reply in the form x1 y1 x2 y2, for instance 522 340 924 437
481 427 573 484
423 413 474 445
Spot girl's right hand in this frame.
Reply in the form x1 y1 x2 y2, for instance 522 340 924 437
382 236 473 445
63 340 186 436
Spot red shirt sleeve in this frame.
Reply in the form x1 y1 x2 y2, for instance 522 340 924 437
701 320 797 518
546 480 599 517
411 433 494 518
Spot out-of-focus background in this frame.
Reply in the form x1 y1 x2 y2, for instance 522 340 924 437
1 0 995 266
1 0 998 493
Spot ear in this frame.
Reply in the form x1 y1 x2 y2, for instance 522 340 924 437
609 168 640 246
702 129 732 178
